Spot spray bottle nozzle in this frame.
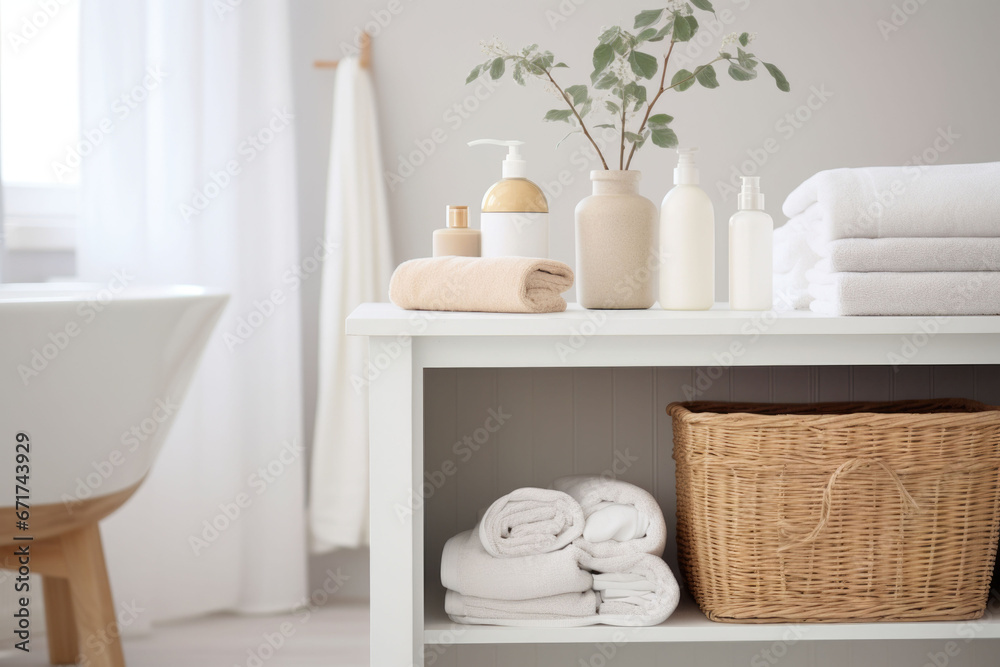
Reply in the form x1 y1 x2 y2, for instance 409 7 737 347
674 147 700 185
738 176 765 210
468 139 527 178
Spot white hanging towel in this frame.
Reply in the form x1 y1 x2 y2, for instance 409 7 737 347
310 56 393 552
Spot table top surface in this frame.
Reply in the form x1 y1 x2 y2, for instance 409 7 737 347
347 302 1000 337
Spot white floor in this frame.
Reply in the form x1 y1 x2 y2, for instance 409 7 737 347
0 602 369 666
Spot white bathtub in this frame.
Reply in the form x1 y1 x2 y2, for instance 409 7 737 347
0 283 228 506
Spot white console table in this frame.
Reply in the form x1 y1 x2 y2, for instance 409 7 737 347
346 303 1000 667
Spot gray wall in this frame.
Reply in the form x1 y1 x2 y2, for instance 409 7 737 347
291 0 1000 600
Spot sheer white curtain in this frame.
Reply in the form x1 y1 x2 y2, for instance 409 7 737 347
77 0 306 624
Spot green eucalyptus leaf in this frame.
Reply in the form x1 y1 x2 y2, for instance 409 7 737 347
694 63 719 88
553 62 569 68
594 123 617 129
737 47 757 70
594 72 619 90
579 99 593 117
764 62 790 91
624 131 644 143
522 43 539 56
634 8 663 29
605 100 621 115
543 108 574 122
592 43 614 74
599 26 619 44
512 63 526 85
651 126 679 148
738 32 750 47
628 50 658 79
672 14 698 42
636 27 658 42
649 23 672 42
531 53 554 71
466 64 482 84
565 84 589 106
690 0 715 12
671 68 696 91
648 113 673 128
626 81 647 111
612 36 628 56
728 62 755 81
489 57 505 79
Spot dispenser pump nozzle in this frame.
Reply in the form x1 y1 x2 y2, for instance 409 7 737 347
674 147 700 185
738 176 765 210
468 139 527 178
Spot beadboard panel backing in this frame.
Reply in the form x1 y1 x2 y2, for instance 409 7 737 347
423 365 1000 667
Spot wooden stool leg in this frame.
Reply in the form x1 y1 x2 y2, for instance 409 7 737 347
43 576 79 665
61 524 126 667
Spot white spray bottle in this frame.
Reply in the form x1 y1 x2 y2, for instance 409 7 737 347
729 176 773 310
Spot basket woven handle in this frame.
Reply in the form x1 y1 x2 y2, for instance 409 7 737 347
777 457 920 553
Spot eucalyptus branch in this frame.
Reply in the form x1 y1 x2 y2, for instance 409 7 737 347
536 64 610 170
619 86 627 169
625 40 675 170
469 7 789 172
664 56 724 92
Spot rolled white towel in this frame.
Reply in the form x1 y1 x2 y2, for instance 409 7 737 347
478 487 584 558
440 529 592 601
782 161 1000 241
583 503 648 543
553 476 666 558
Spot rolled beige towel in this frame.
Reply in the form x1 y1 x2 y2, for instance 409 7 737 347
389 256 574 313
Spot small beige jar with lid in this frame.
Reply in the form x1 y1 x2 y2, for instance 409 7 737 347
432 205 481 257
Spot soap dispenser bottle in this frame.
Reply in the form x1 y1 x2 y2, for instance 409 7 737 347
433 205 480 257
659 148 715 310
729 176 773 310
468 139 549 258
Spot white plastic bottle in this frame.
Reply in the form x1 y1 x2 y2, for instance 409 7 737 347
729 176 773 310
659 148 715 310
468 139 549 258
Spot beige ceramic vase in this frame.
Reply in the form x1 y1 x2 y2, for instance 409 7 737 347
574 170 657 309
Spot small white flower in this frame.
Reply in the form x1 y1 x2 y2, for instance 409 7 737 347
479 36 509 57
720 32 740 47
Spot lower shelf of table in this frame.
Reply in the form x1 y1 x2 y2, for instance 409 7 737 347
424 592 1000 645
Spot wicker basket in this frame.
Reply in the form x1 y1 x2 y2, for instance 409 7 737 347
668 399 1000 623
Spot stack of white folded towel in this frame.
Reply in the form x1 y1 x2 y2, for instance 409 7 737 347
440 475 680 627
775 161 1000 315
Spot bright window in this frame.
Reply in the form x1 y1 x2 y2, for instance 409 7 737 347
1 0 80 251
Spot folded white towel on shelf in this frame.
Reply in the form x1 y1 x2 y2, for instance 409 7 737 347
444 552 680 627
440 529 592 601
478 487 585 558
553 476 666 558
444 590 598 624
817 237 1000 273
585 552 680 626
782 161 1000 241
806 272 1000 316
